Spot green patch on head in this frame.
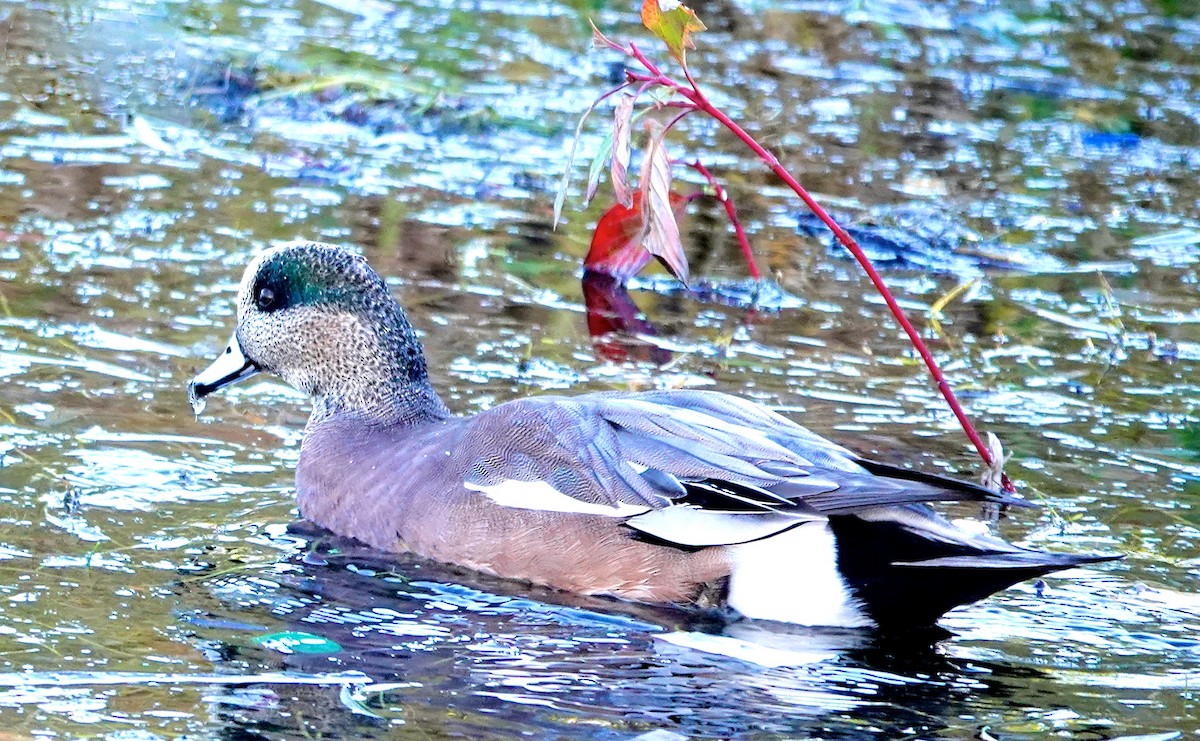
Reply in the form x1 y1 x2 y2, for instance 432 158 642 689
251 244 366 313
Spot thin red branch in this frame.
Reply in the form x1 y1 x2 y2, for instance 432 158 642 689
605 44 1012 492
692 95 1012 492
682 63 701 96
661 105 697 133
685 160 761 280
633 79 656 98
627 42 664 78
598 81 633 104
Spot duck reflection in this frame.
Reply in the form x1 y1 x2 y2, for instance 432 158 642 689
178 528 1046 740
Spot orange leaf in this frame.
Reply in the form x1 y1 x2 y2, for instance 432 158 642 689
640 0 706 64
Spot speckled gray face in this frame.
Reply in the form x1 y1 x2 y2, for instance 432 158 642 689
189 241 435 419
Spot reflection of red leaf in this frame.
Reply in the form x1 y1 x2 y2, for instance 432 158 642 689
585 190 688 281
582 271 672 365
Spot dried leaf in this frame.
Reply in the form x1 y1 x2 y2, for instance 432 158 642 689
640 0 706 65
980 432 1011 492
590 19 625 53
637 119 688 284
586 102 652 206
611 94 635 208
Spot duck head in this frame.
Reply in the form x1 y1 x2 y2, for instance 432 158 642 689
189 242 448 424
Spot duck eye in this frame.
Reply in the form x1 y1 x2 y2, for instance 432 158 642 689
255 286 277 311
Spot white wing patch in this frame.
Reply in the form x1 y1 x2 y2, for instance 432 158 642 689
464 480 651 517
626 506 814 547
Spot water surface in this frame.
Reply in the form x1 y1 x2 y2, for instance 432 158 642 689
0 0 1198 737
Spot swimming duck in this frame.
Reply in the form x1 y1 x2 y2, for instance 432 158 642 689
189 242 1116 630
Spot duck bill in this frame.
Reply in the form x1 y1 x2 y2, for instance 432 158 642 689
189 331 260 400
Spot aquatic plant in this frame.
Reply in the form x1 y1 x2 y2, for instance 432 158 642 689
557 0 1015 494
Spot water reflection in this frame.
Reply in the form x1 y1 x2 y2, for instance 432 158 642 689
580 270 802 367
582 270 672 365
179 533 1000 738
154 530 1189 738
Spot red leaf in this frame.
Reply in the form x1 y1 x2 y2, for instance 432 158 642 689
585 190 688 281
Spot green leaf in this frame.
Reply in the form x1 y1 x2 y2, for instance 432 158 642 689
554 97 603 229
641 0 706 65
554 84 630 228
584 129 615 206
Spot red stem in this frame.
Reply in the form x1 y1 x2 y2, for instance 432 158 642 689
685 160 761 280
621 54 1012 492
692 93 1011 491
662 105 696 133
628 42 664 78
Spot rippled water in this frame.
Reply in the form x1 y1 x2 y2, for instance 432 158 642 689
0 0 1198 737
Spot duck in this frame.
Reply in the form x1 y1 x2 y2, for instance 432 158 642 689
188 241 1118 630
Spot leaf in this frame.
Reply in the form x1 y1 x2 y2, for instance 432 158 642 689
980 432 1011 492
555 77 638 227
590 19 625 53
584 129 615 206
585 190 687 281
586 193 655 280
555 85 628 228
637 119 688 284
611 94 635 208
586 102 651 206
554 100 599 229
640 0 706 65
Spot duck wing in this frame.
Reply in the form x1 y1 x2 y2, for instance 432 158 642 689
457 390 1027 548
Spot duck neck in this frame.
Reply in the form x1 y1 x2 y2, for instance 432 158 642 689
309 304 452 427
312 379 450 428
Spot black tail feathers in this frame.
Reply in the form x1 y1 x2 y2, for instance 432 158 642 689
828 515 1120 629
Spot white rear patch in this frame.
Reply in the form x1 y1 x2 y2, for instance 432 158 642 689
727 521 874 628
950 517 993 537
465 480 650 517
